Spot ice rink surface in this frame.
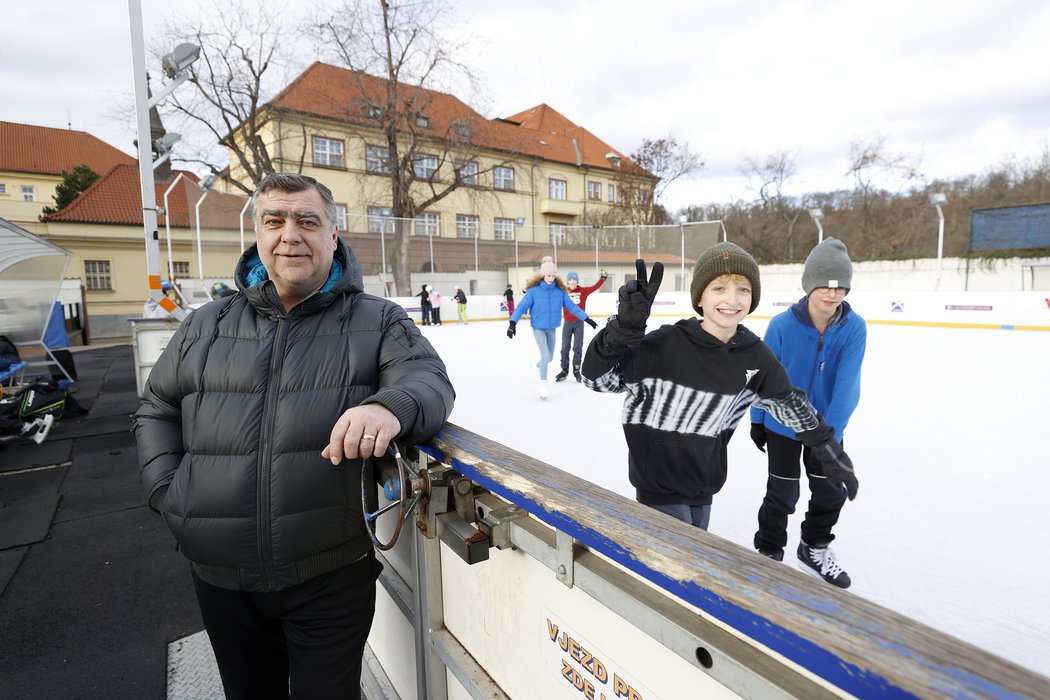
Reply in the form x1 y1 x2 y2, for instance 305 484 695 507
420 315 1050 674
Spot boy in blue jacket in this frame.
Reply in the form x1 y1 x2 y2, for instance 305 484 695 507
750 237 866 588
508 256 595 399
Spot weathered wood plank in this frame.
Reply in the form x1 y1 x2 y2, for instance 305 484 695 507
419 423 1047 699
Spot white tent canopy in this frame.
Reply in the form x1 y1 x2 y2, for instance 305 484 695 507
0 217 73 376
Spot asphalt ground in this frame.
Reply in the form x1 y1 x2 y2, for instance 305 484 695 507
0 345 202 699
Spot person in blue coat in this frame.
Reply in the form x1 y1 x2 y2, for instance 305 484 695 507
507 256 595 399
750 237 867 589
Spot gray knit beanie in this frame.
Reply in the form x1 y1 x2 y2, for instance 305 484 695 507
802 238 853 295
690 242 761 315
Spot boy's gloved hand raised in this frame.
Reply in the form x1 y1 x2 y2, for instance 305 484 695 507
813 439 858 500
613 261 659 337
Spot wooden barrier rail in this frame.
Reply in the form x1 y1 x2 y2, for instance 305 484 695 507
415 423 1046 699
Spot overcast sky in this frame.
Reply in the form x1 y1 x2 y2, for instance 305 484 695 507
4 0 1050 211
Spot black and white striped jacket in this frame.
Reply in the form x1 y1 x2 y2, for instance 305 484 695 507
582 318 833 506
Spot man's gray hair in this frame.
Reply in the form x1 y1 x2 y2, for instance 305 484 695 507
250 173 338 230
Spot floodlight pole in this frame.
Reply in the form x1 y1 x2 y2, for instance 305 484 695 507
808 208 824 244
930 193 948 289
129 0 196 320
679 215 687 288
195 187 210 282
161 171 186 284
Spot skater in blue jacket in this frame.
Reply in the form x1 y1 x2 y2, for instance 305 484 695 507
507 256 595 399
750 237 867 588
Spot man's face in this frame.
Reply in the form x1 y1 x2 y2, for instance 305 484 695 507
254 187 337 308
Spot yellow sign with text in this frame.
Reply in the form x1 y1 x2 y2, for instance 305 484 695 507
543 610 659 700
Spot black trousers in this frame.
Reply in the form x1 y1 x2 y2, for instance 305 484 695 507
754 430 847 553
192 554 382 700
559 319 584 371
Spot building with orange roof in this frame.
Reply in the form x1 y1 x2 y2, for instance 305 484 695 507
39 164 249 338
218 62 661 287
0 121 136 231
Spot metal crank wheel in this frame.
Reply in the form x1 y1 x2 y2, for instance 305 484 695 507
362 446 431 551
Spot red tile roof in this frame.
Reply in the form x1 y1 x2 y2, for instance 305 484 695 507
267 62 654 178
44 164 248 230
0 121 135 176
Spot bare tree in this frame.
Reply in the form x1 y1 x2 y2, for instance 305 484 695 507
846 136 921 244
741 150 803 260
605 135 703 227
154 1 310 194
312 0 511 294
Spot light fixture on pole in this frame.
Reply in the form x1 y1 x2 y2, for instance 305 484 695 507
129 0 199 320
808 208 824 243
929 192 948 287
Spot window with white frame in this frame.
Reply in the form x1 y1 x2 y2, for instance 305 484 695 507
335 204 348 231
414 113 430 128
312 136 344 168
172 261 190 277
413 153 438 180
0 184 6 195
415 212 439 237
84 260 111 291
608 184 617 203
363 101 382 119
22 185 35 202
368 206 394 234
548 178 567 200
456 214 479 239
493 166 514 190
454 160 478 186
549 223 567 245
494 218 515 241
587 181 602 200
366 145 392 174
638 189 652 206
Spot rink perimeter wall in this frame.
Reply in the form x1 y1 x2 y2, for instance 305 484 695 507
395 289 1050 332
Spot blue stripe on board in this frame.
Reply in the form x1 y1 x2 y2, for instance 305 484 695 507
416 438 1027 699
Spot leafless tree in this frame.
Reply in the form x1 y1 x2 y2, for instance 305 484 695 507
154 1 310 194
312 0 515 294
742 150 803 260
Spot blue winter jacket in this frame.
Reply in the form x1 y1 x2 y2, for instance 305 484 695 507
750 298 866 442
510 280 588 330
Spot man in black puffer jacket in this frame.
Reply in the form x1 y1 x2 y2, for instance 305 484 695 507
134 173 454 699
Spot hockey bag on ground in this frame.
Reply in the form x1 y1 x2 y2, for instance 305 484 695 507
18 382 68 421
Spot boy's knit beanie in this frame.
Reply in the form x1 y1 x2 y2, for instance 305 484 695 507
801 238 852 295
567 271 579 282
690 242 761 315
539 255 557 276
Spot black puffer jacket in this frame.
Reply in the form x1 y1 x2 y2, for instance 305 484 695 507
134 240 454 592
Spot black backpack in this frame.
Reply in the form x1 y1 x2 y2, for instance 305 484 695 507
0 335 20 372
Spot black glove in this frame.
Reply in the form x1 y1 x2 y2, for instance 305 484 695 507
585 318 597 329
507 320 516 339
600 269 608 280
750 424 767 453
813 439 858 500
614 259 664 333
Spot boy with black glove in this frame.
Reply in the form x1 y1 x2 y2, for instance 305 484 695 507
581 245 858 535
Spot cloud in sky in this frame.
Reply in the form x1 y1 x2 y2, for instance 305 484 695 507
4 0 1049 210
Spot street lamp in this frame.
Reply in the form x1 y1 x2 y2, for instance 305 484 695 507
808 208 824 243
129 0 199 319
929 192 948 287
678 214 688 290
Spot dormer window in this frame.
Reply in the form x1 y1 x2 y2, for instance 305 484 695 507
414 113 430 128
363 101 382 119
450 119 471 139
